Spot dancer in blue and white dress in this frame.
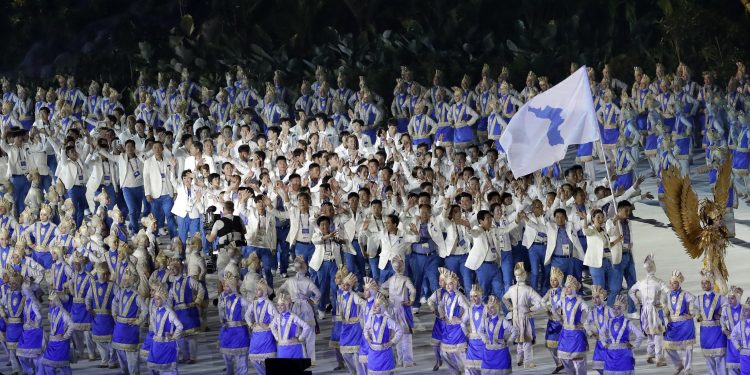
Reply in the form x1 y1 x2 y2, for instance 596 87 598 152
364 292 403 375
147 282 183 375
440 269 469 374
357 277 379 375
337 271 364 373
541 267 565 373
664 269 696 374
599 295 644 375
502 262 542 369
697 270 728 375
271 292 311 359
245 276 276 375
723 286 744 375
480 295 517 375
427 268 449 371
88 261 118 369
112 266 147 375
465 284 485 375
729 299 750 374
558 275 590 375
167 258 205 364
16 284 44 375
586 285 612 374
42 290 75 375
450 88 479 148
407 100 436 148
218 273 250 375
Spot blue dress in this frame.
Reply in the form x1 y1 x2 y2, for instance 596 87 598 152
276 312 305 359
733 128 750 175
170 275 201 335
590 305 611 370
558 296 588 360
440 291 467 353
249 298 277 361
726 304 742 371
466 304 485 370
71 271 93 331
431 103 453 144
410 114 433 148
219 292 250 355
112 288 141 352
51 261 72 312
664 290 696 351
613 147 634 191
358 298 375 365
604 316 636 373
91 281 115 343
16 302 43 359
147 307 179 372
42 306 71 368
481 315 512 374
329 288 342 349
599 103 620 149
698 292 726 357
452 103 476 146
367 314 397 374
5 291 25 350
338 291 363 354
430 289 447 347
545 288 563 349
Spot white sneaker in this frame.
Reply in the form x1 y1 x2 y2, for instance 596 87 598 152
317 310 325 320
411 306 420 315
419 296 427 305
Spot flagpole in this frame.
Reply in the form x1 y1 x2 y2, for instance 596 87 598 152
595 128 619 213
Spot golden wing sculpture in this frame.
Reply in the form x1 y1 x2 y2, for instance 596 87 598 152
661 167 703 259
712 155 733 216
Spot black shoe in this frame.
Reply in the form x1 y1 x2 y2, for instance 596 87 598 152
552 365 565 374
212 298 218 306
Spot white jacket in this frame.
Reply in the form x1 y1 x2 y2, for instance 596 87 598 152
143 153 175 198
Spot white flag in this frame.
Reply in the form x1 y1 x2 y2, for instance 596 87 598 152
499 66 599 177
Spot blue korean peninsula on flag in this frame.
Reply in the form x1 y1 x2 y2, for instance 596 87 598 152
499 66 599 177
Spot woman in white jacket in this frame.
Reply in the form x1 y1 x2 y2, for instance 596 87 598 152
580 208 624 306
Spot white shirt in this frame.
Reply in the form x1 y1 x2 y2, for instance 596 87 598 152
122 156 144 188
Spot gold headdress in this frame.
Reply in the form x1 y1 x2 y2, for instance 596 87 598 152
469 284 484 298
71 250 88 265
276 292 292 306
590 285 608 300
438 267 450 282
93 262 110 279
487 295 501 310
513 262 527 280
224 272 239 291
0 197 11 211
293 255 307 269
730 285 744 298
550 267 564 284
374 292 389 308
342 272 358 287
564 275 580 290
670 269 684 285
614 294 628 309
152 283 169 300
141 214 157 230
526 71 537 82
363 277 379 292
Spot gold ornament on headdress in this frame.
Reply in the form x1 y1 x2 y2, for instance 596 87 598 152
550 267 564 284
469 284 483 297
564 275 580 290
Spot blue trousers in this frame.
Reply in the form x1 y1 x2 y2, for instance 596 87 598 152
122 186 146 234
408 253 440 308
151 195 176 238
223 353 248 375
292 242 315 279
498 251 514 296
11 174 30 216
476 262 503 303
617 252 637 313
95 184 116 211
550 256 583 286
444 254 473 294
250 246 274 289
379 261 394 284
47 154 58 178
275 225 290 274
115 190 129 218
317 260 338 311
368 256 380 282
528 243 548 294
44 365 73 374
344 240 365 289
177 215 201 247
39 174 52 193
67 185 87 228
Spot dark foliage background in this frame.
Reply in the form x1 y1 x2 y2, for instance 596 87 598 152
1 0 749 105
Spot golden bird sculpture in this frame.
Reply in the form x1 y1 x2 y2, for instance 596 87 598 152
661 155 733 294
